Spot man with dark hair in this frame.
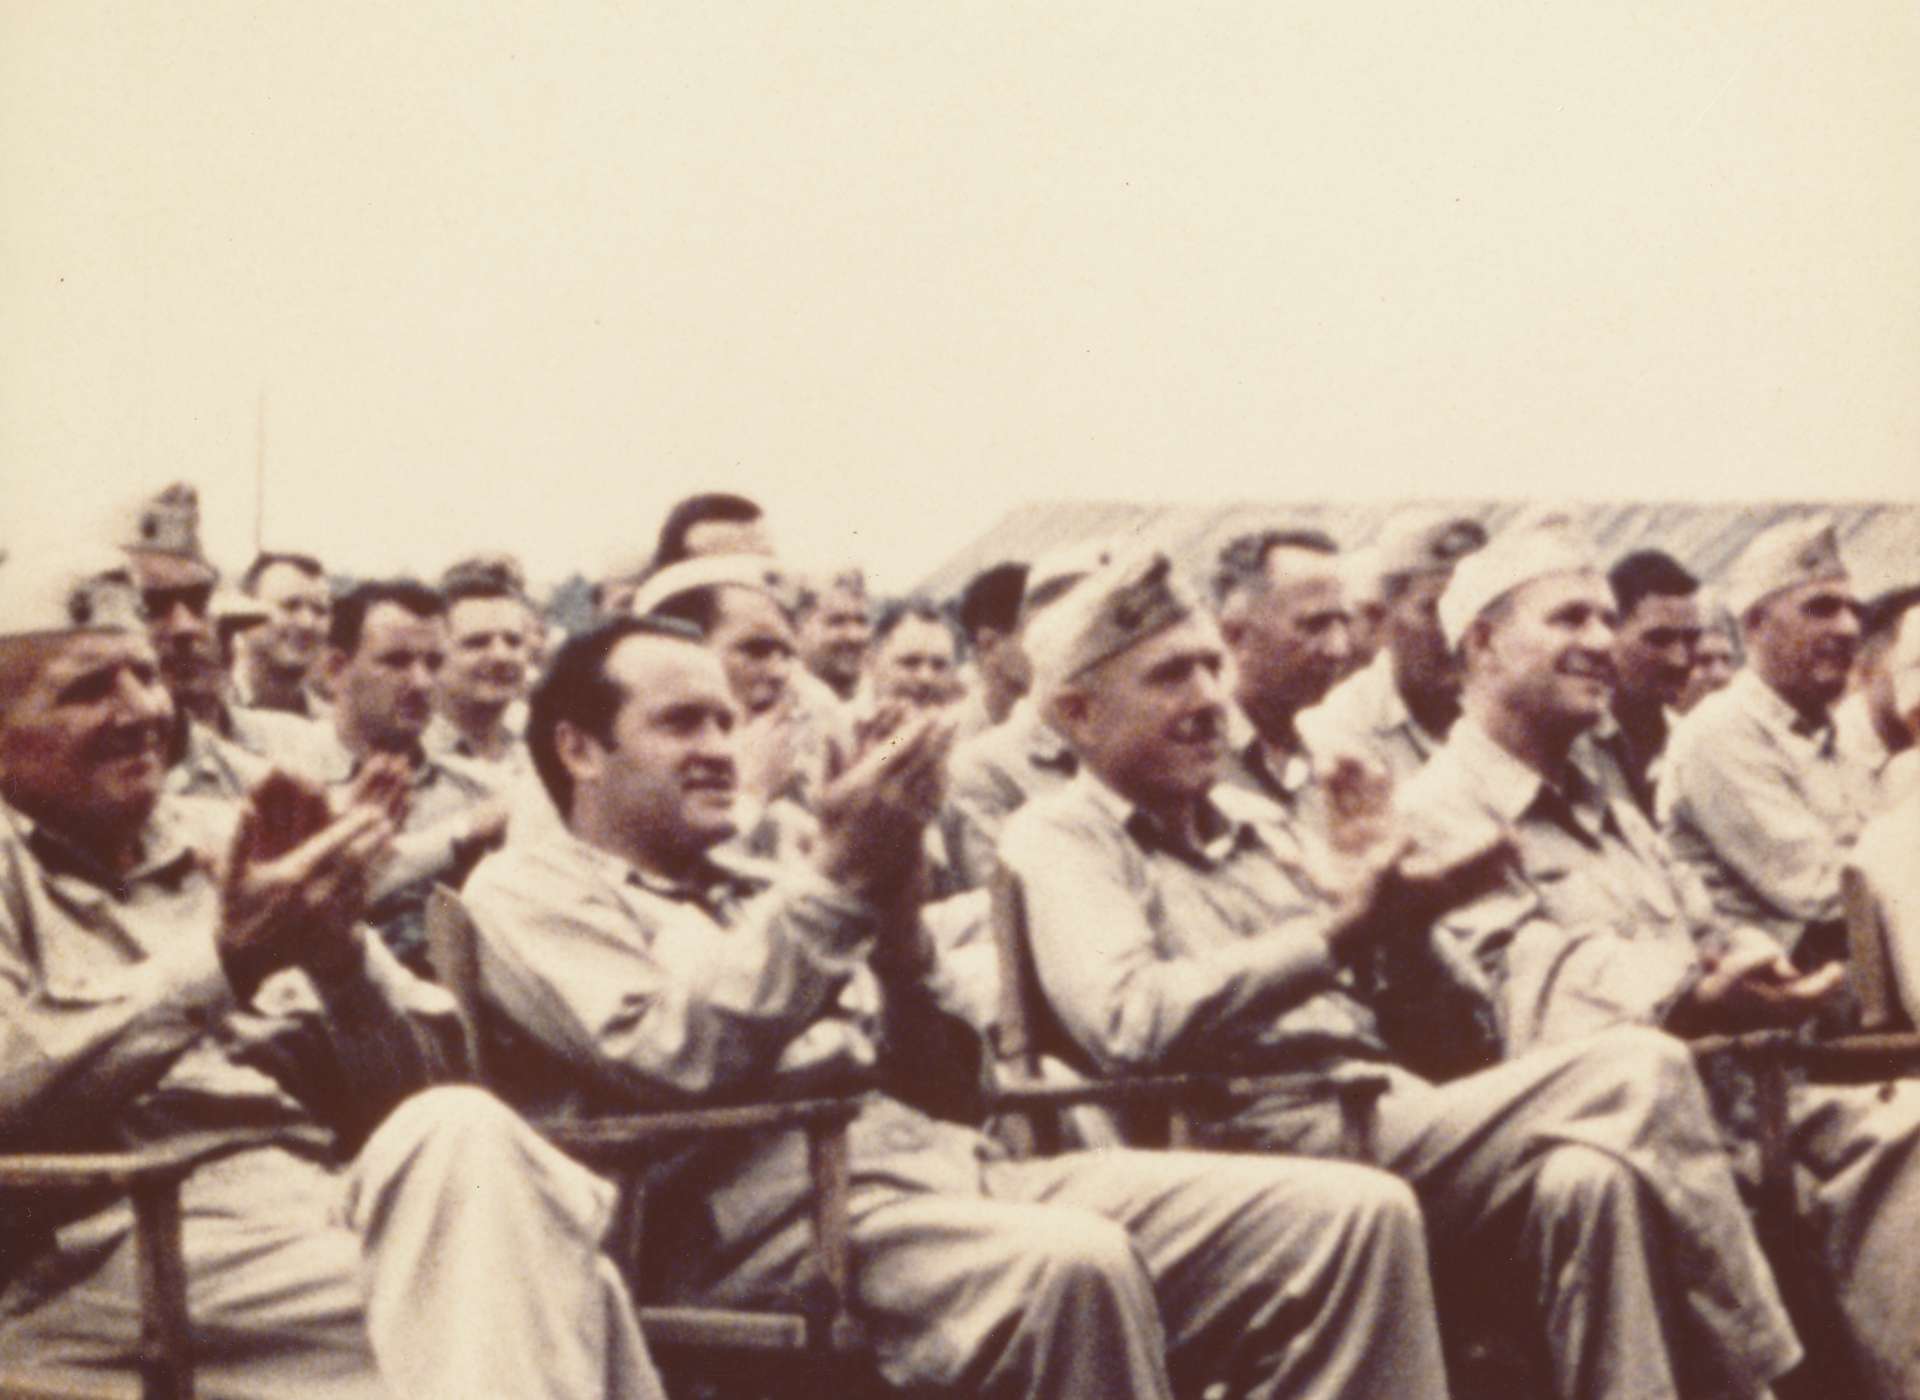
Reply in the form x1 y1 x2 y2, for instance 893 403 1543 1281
237 550 331 717
115 486 325 798
1663 517 1874 959
1598 548 1703 816
1299 511 1487 784
1836 584 1920 805
652 491 772 570
316 580 505 969
794 567 871 703
868 599 962 712
1402 522 1920 1398
1004 546 1802 1400
471 615 1451 1400
955 561 1031 737
0 547 663 1400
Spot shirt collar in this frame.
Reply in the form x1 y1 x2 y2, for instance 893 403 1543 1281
1731 668 1836 754
1073 768 1268 869
9 796 212 898
570 828 768 913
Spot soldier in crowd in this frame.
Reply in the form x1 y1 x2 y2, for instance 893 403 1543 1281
1661 518 1875 963
1214 527 1355 829
866 599 963 712
311 581 506 969
1400 522 1920 1398
1847 609 1920 1019
1834 584 1920 807
1595 549 1704 818
999 548 1801 1400
795 567 872 704
0 547 663 1400
464 613 1451 1400
1680 606 1740 712
1299 511 1488 784
429 574 537 769
943 541 1113 889
953 560 1032 741
117 485 326 799
236 550 332 718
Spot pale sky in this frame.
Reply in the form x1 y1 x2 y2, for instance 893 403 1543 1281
4 1 1916 594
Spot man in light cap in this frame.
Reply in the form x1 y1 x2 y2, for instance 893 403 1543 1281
1402 522 1920 1398
1003 545 1803 1400
1299 510 1488 785
0 547 664 1399
115 484 327 798
943 538 1114 889
469 611 1449 1400
1661 516 1875 961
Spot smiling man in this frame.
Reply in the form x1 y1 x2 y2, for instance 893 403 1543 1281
1000 547 1800 1400
0 546 661 1400
463 614 1452 1400
237 550 333 718
1401 522 1920 1398
1661 517 1876 961
315 581 505 969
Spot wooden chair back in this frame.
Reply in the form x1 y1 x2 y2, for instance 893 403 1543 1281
423 884 490 1081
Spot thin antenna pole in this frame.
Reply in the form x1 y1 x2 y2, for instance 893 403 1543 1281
253 388 267 553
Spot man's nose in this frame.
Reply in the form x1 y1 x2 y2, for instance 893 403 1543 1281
116 667 172 724
1323 620 1354 666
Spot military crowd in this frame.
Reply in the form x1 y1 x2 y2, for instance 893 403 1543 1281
1 482 1918 1399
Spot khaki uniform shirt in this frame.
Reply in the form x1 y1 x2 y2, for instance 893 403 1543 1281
943 699 1078 890
1660 670 1875 951
463 834 994 1255
1399 719 1721 1055
999 773 1385 1077
1298 653 1445 787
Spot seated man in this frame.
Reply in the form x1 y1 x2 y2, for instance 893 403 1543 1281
1597 549 1705 818
866 598 965 713
0 547 659 1399
999 548 1799 1400
313 580 508 969
464 614 1450 1400
1400 523 1920 1399
953 560 1032 741
1846 598 1920 1021
236 549 333 719
794 567 872 706
1661 517 1876 960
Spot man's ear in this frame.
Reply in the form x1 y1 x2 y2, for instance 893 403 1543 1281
1045 686 1092 743
553 719 604 790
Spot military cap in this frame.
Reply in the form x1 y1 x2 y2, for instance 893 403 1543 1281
1439 522 1597 652
120 482 207 561
1724 516 1847 620
1020 538 1117 624
630 554 793 618
1371 510 1487 583
0 543 146 641
1026 549 1200 695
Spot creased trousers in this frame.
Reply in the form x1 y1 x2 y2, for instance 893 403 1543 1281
1217 1026 1800 1400
0 1086 662 1400
670 1145 1449 1400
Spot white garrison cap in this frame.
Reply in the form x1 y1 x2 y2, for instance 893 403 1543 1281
630 554 794 620
1438 522 1597 652
0 543 146 642
1723 516 1847 620
1371 509 1487 583
1026 548 1201 698
1021 537 1118 624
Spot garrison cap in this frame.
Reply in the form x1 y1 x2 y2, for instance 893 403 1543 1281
1724 516 1847 620
121 482 208 562
630 554 794 619
1371 510 1487 583
1020 538 1118 624
1439 522 1598 652
1026 549 1200 695
0 544 146 641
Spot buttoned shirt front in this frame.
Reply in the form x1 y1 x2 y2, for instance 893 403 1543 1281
0 796 459 1169
1660 669 1876 950
1400 719 1718 1055
1297 652 1444 786
999 772 1385 1078
464 833 994 1250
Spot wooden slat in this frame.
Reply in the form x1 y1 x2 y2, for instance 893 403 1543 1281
639 1308 807 1352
